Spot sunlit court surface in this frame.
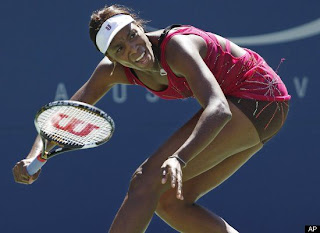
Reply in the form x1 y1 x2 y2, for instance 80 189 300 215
2 0 320 233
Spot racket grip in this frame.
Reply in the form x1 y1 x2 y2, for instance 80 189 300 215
26 155 47 176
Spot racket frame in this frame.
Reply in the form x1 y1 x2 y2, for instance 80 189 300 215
27 100 115 175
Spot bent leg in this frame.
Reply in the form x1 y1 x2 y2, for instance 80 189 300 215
109 101 260 233
156 143 263 233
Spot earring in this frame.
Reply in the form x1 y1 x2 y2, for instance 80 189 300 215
110 62 117 76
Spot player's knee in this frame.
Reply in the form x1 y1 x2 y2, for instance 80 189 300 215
157 190 197 217
157 196 182 217
128 167 163 196
128 167 144 194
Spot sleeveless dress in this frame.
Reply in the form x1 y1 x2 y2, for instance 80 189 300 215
124 25 291 102
124 25 290 143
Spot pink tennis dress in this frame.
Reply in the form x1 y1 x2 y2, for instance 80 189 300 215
124 25 291 102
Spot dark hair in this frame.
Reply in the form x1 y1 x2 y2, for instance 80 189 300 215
89 4 148 52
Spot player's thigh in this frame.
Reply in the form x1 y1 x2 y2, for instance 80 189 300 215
182 100 260 181
131 100 259 190
157 142 263 211
185 142 263 201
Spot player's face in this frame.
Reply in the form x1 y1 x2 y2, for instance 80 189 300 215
107 23 156 71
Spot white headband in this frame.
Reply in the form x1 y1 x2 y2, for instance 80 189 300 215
96 14 134 54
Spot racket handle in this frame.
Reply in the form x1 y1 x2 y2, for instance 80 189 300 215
26 155 47 176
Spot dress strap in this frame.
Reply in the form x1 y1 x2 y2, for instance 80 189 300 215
157 24 182 61
225 39 231 53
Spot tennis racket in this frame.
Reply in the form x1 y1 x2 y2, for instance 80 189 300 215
26 100 115 176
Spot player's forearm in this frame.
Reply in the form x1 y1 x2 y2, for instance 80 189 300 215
26 135 55 159
174 100 232 164
26 136 42 159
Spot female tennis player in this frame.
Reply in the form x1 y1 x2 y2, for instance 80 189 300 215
13 4 291 233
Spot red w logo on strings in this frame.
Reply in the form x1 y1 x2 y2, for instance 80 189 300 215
51 113 99 137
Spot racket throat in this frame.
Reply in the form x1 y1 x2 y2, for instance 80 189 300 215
39 151 49 161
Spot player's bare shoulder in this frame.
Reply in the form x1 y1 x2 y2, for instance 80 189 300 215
164 33 207 77
94 57 130 85
165 33 207 63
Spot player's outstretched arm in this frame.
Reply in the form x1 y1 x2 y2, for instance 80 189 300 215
13 57 129 184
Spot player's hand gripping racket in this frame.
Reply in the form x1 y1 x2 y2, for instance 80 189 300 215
26 100 115 176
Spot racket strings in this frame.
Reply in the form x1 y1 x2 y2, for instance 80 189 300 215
37 106 113 147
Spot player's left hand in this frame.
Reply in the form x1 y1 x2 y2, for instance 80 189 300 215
161 157 184 200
